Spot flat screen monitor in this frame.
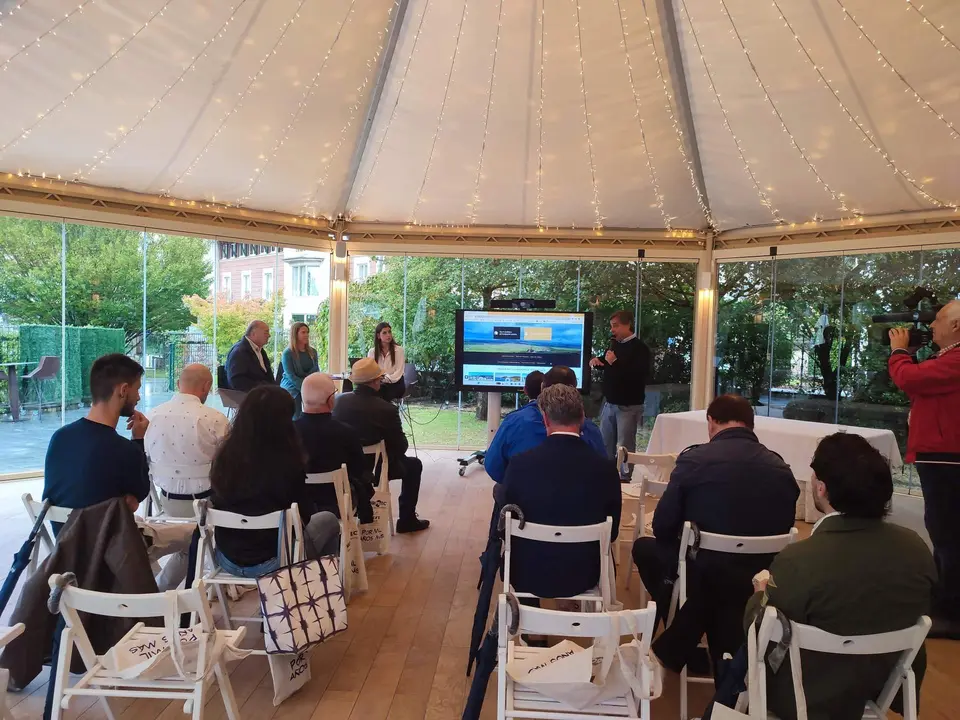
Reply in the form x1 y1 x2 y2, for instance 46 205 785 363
455 309 593 391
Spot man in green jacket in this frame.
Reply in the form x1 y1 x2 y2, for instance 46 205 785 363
741 433 936 720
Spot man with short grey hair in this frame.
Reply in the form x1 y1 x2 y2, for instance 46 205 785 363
225 320 275 391
501 384 621 599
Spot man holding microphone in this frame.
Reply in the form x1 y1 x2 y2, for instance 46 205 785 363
889 299 960 639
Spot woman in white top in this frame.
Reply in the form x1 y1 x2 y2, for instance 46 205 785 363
368 321 406 401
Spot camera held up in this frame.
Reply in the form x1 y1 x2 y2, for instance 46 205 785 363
870 287 942 348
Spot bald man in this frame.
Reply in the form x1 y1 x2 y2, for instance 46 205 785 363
889 298 960 639
225 320 275 391
145 364 230 518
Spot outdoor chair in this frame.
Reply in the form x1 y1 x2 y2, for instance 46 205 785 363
22 355 60 419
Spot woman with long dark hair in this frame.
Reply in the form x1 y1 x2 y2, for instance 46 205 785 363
209 385 339 576
368 321 406 401
280 321 319 418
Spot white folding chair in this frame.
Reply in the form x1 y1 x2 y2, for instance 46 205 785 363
21 493 73 573
193 500 304 645
305 464 350 585
744 605 930 720
362 440 395 539
497 593 659 719
670 521 799 720
47 575 245 720
616 450 677 594
502 510 616 611
0 624 24 720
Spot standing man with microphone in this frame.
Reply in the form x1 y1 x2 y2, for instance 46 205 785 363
889 298 960 639
589 310 652 481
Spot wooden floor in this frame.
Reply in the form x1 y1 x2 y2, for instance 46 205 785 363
5 449 959 719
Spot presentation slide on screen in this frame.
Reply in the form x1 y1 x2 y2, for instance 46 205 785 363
460 310 586 389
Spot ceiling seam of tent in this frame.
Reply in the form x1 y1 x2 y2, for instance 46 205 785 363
649 0 714 231
335 0 412 218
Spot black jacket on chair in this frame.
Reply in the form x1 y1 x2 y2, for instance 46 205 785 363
225 337 274 392
501 434 622 599
333 385 409 478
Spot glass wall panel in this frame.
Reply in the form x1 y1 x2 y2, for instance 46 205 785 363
0 217 65 474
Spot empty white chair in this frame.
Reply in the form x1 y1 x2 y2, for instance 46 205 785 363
503 510 616 611
670 521 798 720
193 500 304 643
47 575 244 720
362 440 395 545
743 605 930 720
305 464 350 585
497 593 660 719
21 493 73 573
616 450 677 594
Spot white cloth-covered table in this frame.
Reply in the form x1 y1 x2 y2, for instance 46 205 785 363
647 411 903 523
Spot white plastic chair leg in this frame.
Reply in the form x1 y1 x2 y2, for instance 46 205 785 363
215 660 242 720
214 583 233 631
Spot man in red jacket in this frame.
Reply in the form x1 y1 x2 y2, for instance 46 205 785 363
889 299 960 639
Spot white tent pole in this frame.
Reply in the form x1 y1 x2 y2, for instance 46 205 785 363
690 237 718 409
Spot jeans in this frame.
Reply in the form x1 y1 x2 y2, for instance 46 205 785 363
215 510 341 577
916 462 960 620
600 401 644 478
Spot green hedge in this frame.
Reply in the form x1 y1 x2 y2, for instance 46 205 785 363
18 325 125 406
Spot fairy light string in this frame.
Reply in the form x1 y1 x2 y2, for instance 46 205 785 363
831 0 960 142
614 0 671 230
466 0 504 224
350 0 432 215
165 0 308 194
80 1 248 182
0 0 31 26
410 0 469 224
677 0 783 223
638 0 713 228
718 0 852 216
535 0 545 228
770 0 954 209
0 0 95 70
905 0 960 56
572 0 603 230
239 0 359 207
0 0 175 156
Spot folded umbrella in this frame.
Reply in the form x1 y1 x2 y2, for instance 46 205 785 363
463 593 520 720
0 499 50 615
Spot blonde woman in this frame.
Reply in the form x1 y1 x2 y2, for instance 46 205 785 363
280 322 319 418
368 321 406 401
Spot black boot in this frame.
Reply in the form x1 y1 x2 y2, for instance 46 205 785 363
396 514 430 533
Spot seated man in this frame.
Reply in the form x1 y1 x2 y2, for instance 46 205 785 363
294 373 375 523
485 365 605 484
501 384 621 599
225 320 275 391
145 364 229 517
333 358 429 533
43 353 193 590
728 433 936 720
632 394 799 677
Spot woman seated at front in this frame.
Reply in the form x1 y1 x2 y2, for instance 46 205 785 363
209 385 339 577
280 321 319 419
368 321 406 402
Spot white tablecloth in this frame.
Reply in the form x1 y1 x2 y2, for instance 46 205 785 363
646 411 903 522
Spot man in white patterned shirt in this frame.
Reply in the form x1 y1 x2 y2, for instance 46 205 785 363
145 364 230 518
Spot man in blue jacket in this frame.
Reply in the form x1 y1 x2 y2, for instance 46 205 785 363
485 365 605 484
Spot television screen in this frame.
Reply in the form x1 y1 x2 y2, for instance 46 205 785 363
455 309 593 391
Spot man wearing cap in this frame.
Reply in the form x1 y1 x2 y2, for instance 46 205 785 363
333 358 429 533
294 373 375 523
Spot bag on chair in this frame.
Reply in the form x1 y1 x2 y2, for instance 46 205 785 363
360 463 391 554
268 647 312 707
255 510 348 655
338 480 369 598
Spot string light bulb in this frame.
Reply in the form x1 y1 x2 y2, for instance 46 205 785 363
239 0 359 207
466 0 504 224
410 0 469 224
572 0 603 230
80 2 247 182
164 0 309 194
716 0 852 216
677 0 784 224
770 0 956 209
0 0 175 156
535 0 546 229
0 0 95 70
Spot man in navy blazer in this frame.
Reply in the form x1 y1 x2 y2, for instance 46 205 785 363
501 384 621 599
225 320 275 392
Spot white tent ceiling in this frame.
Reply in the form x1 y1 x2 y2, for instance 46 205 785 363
2 0 960 235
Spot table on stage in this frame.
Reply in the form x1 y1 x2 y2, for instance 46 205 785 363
646 410 903 523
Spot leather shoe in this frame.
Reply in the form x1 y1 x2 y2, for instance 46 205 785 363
396 515 430 533
928 617 960 640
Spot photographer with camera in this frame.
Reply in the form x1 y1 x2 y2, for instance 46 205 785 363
888 299 960 639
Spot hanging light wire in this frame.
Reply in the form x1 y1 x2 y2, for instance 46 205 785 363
535 0 546 228
572 0 603 230
0 0 95 68
905 0 960 56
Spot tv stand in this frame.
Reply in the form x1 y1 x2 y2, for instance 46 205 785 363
458 391 501 477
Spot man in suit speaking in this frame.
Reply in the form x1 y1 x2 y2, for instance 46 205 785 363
226 320 275 392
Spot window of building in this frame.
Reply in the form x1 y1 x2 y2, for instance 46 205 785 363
221 273 232 301
241 271 251 299
262 269 274 300
292 264 321 297
355 262 369 281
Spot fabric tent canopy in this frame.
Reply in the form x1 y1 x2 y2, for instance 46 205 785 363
1 0 959 237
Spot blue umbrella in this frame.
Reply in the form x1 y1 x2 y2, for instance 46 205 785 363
463 593 519 720
0 499 50 614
